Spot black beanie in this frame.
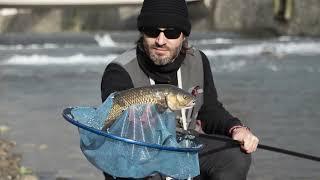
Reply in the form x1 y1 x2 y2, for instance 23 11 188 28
137 0 191 36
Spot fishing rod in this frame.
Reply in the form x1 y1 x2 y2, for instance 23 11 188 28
186 131 320 162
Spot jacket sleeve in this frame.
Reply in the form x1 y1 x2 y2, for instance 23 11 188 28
100 63 134 102
197 51 243 136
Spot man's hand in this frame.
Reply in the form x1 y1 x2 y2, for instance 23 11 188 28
231 127 259 153
194 120 205 134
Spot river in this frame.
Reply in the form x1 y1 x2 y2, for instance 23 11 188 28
0 31 319 180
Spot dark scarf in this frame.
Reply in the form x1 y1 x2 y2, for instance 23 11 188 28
136 46 185 85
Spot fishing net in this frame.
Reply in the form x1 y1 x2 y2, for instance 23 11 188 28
62 92 202 179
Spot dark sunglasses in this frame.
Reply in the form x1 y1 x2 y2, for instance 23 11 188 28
142 27 182 39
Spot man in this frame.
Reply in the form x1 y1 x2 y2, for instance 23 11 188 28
101 0 259 179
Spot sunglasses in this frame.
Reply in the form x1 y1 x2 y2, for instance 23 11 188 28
142 27 182 39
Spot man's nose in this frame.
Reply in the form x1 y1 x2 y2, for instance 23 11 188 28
155 32 166 46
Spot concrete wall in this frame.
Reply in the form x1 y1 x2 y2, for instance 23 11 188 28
1 0 320 36
212 0 320 36
213 0 275 33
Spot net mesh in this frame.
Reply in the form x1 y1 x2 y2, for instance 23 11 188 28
66 93 201 179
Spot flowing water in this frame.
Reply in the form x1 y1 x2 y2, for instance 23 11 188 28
0 31 319 180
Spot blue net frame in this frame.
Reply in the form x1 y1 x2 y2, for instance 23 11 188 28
62 93 202 179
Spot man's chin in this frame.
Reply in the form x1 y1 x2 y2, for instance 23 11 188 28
153 59 172 66
150 55 171 65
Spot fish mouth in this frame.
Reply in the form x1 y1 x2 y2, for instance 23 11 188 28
184 100 196 109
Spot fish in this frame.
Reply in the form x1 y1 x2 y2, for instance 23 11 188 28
102 84 196 130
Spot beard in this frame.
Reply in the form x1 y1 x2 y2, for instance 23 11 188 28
144 42 182 66
149 53 173 65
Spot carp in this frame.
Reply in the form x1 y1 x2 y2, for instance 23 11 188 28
102 84 196 130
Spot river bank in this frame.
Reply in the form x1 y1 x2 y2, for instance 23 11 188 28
0 138 39 180
0 138 21 180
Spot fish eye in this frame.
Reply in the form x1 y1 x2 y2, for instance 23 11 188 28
183 95 188 99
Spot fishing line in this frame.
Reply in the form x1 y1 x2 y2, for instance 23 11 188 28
195 132 320 162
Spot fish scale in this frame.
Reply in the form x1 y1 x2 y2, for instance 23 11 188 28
102 84 195 131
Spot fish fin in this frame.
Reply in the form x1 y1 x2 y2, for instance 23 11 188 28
155 104 168 113
102 117 114 131
101 125 108 131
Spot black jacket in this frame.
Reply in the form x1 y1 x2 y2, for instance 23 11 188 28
100 47 242 136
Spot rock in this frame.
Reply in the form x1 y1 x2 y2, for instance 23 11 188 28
38 144 48 151
21 175 39 180
0 139 22 180
19 166 33 175
0 125 10 134
0 139 39 180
